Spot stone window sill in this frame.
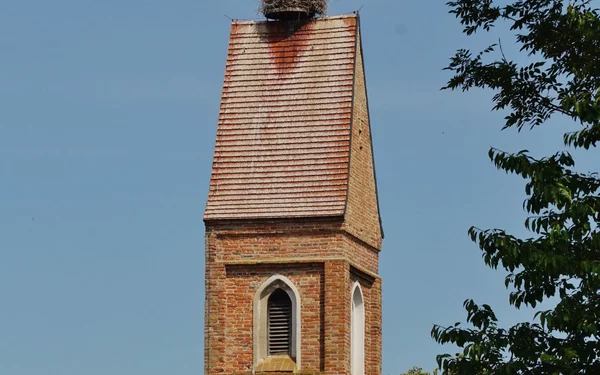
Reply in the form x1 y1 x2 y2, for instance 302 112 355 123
255 355 297 372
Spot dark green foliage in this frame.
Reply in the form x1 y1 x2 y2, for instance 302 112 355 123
432 1 600 374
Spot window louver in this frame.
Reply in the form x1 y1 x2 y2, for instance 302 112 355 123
267 289 292 356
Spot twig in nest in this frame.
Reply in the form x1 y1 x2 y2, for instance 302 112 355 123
259 0 328 16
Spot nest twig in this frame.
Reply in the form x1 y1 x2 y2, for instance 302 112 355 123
259 0 328 17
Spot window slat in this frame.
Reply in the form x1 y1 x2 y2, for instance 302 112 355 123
267 289 292 356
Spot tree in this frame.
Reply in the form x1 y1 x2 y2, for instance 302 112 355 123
401 366 439 375
431 1 600 374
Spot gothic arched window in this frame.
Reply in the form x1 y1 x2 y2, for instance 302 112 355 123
253 275 301 371
351 282 365 375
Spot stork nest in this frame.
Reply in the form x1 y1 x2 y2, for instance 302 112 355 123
259 0 328 18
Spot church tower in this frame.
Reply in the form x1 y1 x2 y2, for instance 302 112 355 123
203 3 383 374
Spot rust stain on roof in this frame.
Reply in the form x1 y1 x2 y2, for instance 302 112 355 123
264 21 313 73
205 15 358 221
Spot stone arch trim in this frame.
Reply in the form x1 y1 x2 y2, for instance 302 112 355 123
253 275 302 370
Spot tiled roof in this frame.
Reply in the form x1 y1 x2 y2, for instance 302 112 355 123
204 15 358 221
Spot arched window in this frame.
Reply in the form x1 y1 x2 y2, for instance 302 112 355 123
351 282 365 375
253 275 301 371
268 289 292 356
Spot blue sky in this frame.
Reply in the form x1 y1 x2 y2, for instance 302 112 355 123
1 1 593 374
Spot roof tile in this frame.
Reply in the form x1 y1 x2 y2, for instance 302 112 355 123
204 15 358 221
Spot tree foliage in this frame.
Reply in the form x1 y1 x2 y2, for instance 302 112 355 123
432 1 600 374
401 366 440 375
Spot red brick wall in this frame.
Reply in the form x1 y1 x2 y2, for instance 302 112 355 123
204 219 382 375
224 264 324 372
342 234 379 275
344 27 383 251
206 220 378 275
323 260 350 374
350 271 382 375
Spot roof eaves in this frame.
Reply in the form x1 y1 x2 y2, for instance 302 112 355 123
203 213 345 223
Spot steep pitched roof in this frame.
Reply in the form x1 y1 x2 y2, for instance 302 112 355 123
204 15 360 221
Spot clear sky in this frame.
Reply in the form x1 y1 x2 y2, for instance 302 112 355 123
1 1 594 374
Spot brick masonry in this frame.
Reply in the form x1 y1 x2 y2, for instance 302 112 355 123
204 15 382 375
344 26 383 251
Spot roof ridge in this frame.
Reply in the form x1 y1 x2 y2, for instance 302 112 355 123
230 13 357 25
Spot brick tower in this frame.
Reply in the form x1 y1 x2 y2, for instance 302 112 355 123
203 10 383 375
